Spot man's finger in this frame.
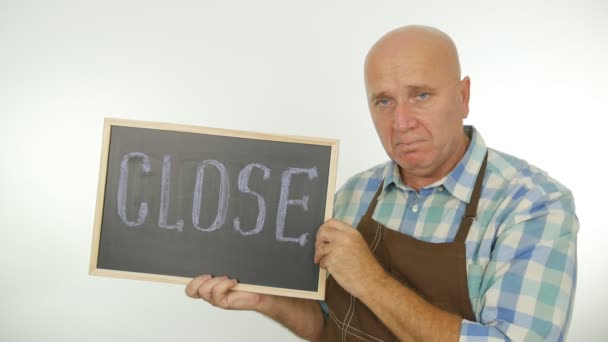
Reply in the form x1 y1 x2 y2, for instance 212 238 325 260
316 223 342 245
315 231 330 251
319 257 326 269
210 278 238 306
314 240 329 264
198 276 229 302
322 218 352 232
185 274 213 298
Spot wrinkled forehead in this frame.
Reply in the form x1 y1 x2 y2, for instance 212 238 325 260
364 29 461 85
364 54 458 97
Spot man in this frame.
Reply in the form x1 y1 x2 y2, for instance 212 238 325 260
185 25 578 341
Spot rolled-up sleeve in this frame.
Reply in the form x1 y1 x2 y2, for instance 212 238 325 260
460 187 578 341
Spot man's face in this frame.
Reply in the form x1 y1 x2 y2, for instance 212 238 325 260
365 49 470 183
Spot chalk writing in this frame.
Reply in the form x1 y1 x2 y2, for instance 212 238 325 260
234 163 271 236
116 153 318 246
159 155 184 232
276 167 318 247
192 160 230 232
117 152 150 227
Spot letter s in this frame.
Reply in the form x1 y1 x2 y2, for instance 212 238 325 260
234 163 270 236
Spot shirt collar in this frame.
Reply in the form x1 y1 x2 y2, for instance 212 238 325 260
381 125 488 203
382 160 401 191
442 126 488 203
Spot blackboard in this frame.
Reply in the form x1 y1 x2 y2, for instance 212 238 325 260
90 118 338 299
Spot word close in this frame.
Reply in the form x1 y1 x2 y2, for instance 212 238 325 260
117 152 319 246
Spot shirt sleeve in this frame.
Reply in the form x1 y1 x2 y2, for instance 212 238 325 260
459 186 578 341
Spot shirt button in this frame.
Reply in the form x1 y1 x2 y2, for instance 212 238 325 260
438 186 444 192
412 204 419 213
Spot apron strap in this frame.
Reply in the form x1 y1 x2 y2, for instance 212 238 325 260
362 180 385 221
454 152 488 244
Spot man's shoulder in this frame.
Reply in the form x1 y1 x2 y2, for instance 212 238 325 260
487 148 571 194
338 161 391 194
485 148 575 220
332 161 391 224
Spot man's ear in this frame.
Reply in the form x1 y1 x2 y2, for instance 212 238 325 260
460 76 471 118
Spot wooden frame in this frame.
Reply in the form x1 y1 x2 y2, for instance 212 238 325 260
89 118 338 300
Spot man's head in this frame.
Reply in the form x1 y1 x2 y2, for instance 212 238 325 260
364 25 471 189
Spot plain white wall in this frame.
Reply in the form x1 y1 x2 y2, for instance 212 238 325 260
1 0 606 341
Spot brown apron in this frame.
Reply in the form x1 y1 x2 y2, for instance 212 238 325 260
322 154 487 341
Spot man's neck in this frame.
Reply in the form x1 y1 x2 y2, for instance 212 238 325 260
400 132 471 192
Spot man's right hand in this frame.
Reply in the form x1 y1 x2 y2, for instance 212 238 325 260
185 274 265 311
185 274 325 341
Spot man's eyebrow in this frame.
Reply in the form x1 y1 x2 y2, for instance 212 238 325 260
406 84 436 92
370 85 436 101
369 91 390 102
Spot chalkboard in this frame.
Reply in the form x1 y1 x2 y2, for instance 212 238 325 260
90 118 338 300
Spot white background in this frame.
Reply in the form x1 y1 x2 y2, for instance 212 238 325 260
1 0 606 341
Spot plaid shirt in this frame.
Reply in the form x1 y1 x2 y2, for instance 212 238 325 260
333 126 578 341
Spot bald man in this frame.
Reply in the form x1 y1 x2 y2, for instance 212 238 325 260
186 26 578 341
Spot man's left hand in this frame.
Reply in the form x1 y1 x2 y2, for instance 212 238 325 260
314 219 387 299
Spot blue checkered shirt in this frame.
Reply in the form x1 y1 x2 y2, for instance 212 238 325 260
332 126 578 341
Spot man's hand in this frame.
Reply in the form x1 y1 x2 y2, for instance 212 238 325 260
314 219 388 299
185 275 265 311
185 274 326 341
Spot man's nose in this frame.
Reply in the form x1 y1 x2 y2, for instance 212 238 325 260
392 101 418 131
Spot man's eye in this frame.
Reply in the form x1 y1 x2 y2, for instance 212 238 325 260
416 92 430 100
376 98 391 106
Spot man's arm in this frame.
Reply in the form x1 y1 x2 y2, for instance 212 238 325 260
185 275 325 341
361 275 462 341
459 188 578 341
315 219 462 341
315 186 578 341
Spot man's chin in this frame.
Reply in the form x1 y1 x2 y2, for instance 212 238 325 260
395 159 433 174
393 150 431 167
